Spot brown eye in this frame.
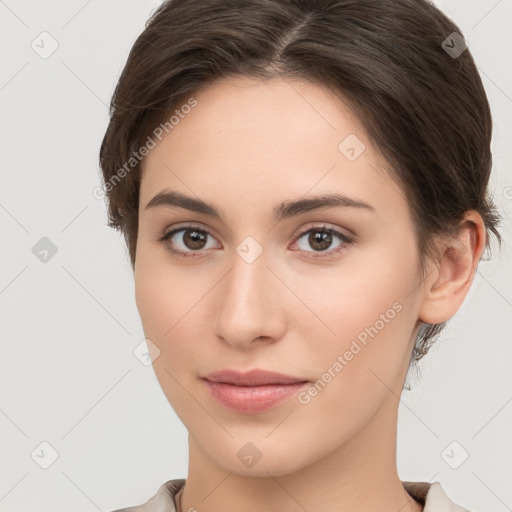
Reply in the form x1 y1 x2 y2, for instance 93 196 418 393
182 229 208 250
308 230 333 251
294 226 353 257
159 224 221 258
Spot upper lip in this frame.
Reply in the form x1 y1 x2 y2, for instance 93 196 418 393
202 369 309 386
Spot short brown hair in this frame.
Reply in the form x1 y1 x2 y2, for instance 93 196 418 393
99 0 502 363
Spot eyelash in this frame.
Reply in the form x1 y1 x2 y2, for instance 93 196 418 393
157 223 354 259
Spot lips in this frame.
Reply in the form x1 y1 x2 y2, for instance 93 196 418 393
201 369 310 414
202 368 309 386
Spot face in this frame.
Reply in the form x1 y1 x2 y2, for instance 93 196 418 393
134 76 426 477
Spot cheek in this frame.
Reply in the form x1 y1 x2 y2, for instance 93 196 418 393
134 244 199 342
134 263 171 343
294 241 420 390
134 256 203 414
302 244 416 338
288 275 418 452
134 249 214 390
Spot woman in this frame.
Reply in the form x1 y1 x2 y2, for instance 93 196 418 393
99 0 502 510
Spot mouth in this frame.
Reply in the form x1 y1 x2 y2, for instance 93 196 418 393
202 368 309 386
201 368 310 414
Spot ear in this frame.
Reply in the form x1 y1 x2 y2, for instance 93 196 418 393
418 211 487 325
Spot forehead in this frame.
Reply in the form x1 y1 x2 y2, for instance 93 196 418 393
140 76 407 219
144 75 366 165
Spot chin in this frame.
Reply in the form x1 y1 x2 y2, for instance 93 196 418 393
195 432 320 478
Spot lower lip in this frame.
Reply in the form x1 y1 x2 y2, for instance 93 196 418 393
203 379 309 414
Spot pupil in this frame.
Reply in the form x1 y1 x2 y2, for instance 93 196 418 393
309 230 331 251
184 230 206 249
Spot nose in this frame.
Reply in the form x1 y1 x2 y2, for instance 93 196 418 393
213 247 287 350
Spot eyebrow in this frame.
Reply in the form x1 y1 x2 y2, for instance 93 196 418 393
144 189 375 222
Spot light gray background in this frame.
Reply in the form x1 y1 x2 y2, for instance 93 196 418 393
0 1 510 511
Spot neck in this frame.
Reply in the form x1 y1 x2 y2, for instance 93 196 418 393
179 391 423 512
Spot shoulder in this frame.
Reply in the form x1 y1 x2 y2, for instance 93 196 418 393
109 479 185 512
403 481 471 511
110 478 471 511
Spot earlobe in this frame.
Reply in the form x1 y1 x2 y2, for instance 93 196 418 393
418 211 486 325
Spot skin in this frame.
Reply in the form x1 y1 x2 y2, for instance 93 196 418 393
134 76 485 512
